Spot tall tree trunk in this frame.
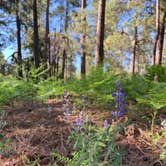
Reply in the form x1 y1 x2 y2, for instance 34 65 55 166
61 0 68 79
62 50 66 79
130 26 137 75
81 0 86 77
152 0 160 65
44 0 50 68
137 54 140 74
33 0 39 68
95 0 106 66
16 0 23 77
156 12 166 65
56 56 59 74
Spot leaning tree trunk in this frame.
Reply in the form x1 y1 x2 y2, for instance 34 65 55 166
33 0 39 68
152 0 160 65
81 0 86 77
95 0 106 67
16 0 23 77
156 12 166 65
44 0 50 69
130 26 137 75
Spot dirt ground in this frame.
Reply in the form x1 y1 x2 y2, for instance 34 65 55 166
0 99 165 166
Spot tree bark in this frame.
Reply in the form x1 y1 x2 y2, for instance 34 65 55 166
44 0 50 68
16 0 23 77
62 50 66 79
81 0 86 77
152 0 160 65
130 26 137 75
33 0 39 68
95 0 106 66
61 0 68 79
156 12 166 65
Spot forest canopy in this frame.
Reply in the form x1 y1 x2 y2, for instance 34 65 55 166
0 0 165 78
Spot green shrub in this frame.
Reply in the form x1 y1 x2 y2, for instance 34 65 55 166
36 68 118 105
145 65 166 82
36 78 64 101
0 75 37 106
122 75 151 101
136 82 166 110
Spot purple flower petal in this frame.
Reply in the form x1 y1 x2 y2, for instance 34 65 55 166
118 92 125 97
103 120 109 129
112 111 124 117
112 92 117 97
75 118 84 128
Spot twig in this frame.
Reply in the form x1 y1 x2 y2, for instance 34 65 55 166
151 160 163 166
135 144 146 155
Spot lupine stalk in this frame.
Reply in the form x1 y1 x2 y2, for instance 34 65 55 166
62 91 86 129
62 90 71 120
112 81 126 118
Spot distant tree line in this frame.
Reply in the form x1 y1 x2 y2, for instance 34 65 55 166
0 0 165 79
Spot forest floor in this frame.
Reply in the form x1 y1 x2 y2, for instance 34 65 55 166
0 99 166 166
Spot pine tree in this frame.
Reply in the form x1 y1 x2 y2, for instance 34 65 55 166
81 0 86 77
44 0 50 70
16 0 23 77
33 0 39 68
95 0 106 67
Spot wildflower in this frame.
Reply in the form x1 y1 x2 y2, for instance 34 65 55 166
112 81 126 118
62 90 71 120
112 92 116 97
118 92 125 97
103 120 109 129
116 80 122 90
111 111 123 117
75 118 84 128
63 112 71 120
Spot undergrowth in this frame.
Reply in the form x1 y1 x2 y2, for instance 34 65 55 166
0 67 166 165
0 68 166 111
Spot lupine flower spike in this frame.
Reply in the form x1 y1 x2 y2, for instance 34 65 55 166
62 90 71 121
112 81 126 118
75 118 84 129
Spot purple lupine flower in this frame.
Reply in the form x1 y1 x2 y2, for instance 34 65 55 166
112 81 126 118
116 80 122 90
119 97 125 103
112 92 117 97
75 118 84 128
63 112 71 120
118 92 125 97
62 90 72 120
115 98 119 103
111 111 118 116
111 111 123 117
103 120 109 129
